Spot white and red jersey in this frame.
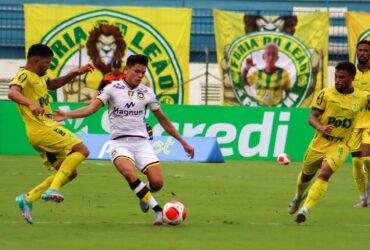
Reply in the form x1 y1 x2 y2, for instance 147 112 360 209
97 79 159 140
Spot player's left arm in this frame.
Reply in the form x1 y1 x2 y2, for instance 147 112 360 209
47 64 94 90
309 108 334 135
152 108 194 159
53 98 103 122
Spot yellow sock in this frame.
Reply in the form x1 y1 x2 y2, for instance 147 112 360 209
363 157 370 197
25 175 55 203
296 171 311 196
49 152 85 190
363 157 370 182
352 157 365 194
303 178 328 210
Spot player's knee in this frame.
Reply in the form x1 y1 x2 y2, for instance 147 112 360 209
73 143 90 158
81 146 90 158
149 179 163 192
301 173 315 182
318 166 333 181
69 170 78 181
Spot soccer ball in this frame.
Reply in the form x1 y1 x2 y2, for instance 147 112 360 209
277 153 290 165
162 201 187 225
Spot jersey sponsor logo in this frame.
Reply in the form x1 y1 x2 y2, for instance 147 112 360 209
225 31 312 107
113 106 143 117
322 134 344 142
113 83 125 89
327 117 353 129
53 127 66 136
124 102 135 109
39 9 184 103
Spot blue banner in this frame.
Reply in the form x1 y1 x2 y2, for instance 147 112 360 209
77 134 224 163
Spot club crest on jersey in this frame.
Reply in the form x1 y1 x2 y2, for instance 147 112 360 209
128 91 134 97
138 92 145 100
18 73 27 83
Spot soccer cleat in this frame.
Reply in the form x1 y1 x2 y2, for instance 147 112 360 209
353 199 368 208
295 207 308 224
152 212 163 226
140 201 149 213
288 192 307 215
15 194 33 224
41 189 64 203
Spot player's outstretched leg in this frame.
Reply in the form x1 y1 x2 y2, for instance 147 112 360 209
41 189 64 203
129 179 163 225
353 199 368 208
152 212 163 226
15 194 33 224
288 192 307 214
140 201 150 213
295 207 308 224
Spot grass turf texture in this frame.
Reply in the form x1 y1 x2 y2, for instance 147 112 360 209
0 155 369 250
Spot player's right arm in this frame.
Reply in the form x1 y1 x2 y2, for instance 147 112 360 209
8 71 45 116
309 88 334 135
53 98 103 122
308 109 334 135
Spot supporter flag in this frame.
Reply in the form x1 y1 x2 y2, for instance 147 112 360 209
214 9 329 107
24 4 191 104
346 12 370 63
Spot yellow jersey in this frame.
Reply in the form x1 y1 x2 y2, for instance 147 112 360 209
353 66 370 128
248 67 291 106
309 86 370 151
9 68 54 133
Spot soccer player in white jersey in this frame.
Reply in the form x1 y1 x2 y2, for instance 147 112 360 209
53 54 195 225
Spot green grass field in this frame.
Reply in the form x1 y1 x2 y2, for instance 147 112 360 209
1 155 369 250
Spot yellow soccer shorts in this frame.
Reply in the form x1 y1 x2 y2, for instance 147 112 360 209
302 144 350 175
27 123 82 170
349 128 370 153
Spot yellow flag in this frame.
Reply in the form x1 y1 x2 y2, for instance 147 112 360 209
214 9 329 107
346 12 370 63
24 4 191 104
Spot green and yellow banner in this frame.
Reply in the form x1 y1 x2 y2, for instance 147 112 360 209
214 9 329 107
24 4 191 104
346 12 370 63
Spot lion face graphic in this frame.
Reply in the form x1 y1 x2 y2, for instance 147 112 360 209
243 15 298 35
62 23 128 102
86 23 126 74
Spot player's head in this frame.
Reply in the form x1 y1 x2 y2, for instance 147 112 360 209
356 40 370 65
111 60 122 76
125 55 148 87
27 44 54 76
334 61 356 92
263 43 279 69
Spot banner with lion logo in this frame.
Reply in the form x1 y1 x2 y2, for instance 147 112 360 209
214 9 329 107
346 12 370 63
24 4 191 104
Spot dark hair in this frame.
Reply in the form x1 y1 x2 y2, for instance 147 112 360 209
27 43 54 59
356 39 370 48
112 60 121 68
126 54 148 67
335 61 356 76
